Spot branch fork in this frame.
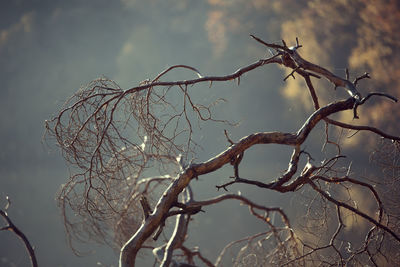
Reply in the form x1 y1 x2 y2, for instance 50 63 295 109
45 35 400 267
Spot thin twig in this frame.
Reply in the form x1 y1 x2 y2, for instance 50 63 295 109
1 199 38 267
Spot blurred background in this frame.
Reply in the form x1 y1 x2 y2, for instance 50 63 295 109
1 0 399 266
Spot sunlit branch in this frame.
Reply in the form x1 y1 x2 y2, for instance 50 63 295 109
45 35 400 267
251 35 361 100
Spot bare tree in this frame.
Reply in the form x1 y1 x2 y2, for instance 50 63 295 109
45 36 400 267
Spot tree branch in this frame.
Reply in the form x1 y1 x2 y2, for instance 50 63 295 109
308 179 400 243
1 198 38 267
46 36 400 267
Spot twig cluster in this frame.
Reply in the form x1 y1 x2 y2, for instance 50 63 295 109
45 35 400 267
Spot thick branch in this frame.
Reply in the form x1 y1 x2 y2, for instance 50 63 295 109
299 64 399 140
119 97 358 266
250 35 361 100
48 36 400 267
160 214 187 267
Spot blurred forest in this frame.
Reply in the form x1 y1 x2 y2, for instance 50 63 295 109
1 0 399 266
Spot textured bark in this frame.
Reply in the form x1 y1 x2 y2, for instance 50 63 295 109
119 98 356 266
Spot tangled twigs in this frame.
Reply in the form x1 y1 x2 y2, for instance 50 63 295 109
309 179 400 242
119 97 363 265
186 193 297 266
45 35 400 267
1 197 38 267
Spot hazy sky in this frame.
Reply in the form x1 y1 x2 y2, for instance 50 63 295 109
0 1 293 266
2 1 396 266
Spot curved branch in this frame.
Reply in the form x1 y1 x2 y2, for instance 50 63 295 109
308 180 400 243
47 36 400 267
187 194 289 224
251 35 361 100
360 92 398 104
0 208 38 267
122 56 281 96
119 97 360 266
314 175 384 222
298 62 399 141
325 118 400 141
152 65 203 82
160 214 187 267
